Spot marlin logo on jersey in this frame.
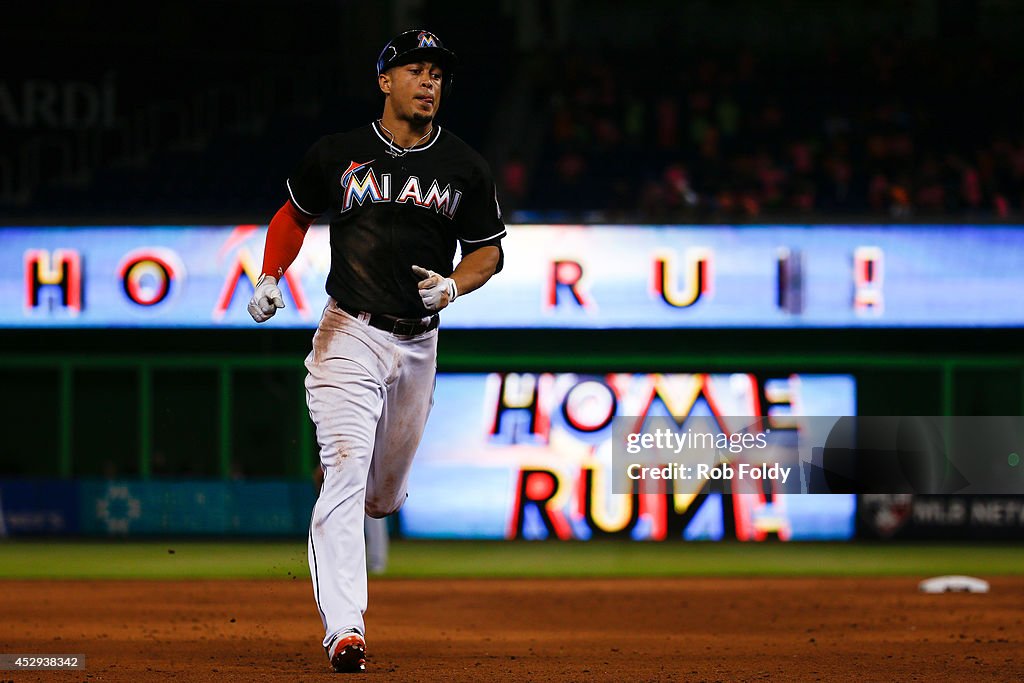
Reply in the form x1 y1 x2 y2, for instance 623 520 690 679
340 161 463 218
341 160 375 189
341 160 389 213
417 32 438 48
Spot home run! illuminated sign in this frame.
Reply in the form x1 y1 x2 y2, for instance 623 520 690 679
401 372 858 541
2 225 1022 327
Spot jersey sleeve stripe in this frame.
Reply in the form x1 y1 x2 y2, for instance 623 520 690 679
286 179 318 217
459 229 507 244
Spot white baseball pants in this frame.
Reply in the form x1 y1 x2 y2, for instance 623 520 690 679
305 301 437 649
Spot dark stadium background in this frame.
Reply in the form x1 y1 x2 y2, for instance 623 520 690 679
3 4 1024 680
1 0 1021 500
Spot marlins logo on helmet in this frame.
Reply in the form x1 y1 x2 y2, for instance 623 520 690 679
376 29 458 97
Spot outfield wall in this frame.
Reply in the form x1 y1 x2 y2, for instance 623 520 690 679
1 224 1021 541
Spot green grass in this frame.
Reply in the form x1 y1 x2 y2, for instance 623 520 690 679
385 541 1024 578
0 540 309 580
1 540 1023 580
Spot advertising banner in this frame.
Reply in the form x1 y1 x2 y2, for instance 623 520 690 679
858 495 1024 540
0 481 314 537
0 480 79 535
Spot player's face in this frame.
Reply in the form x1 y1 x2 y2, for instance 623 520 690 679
381 61 444 123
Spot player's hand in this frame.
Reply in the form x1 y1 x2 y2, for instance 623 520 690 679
247 274 285 322
412 265 457 312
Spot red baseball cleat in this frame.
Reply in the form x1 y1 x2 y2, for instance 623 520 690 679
329 633 367 673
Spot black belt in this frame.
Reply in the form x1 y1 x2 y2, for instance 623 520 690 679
336 302 439 335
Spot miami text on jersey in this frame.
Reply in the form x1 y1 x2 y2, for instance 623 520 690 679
340 161 463 218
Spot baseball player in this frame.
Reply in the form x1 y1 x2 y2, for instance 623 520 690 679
247 30 504 673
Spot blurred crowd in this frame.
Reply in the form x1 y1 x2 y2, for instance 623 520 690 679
506 40 1024 220
8 4 1024 224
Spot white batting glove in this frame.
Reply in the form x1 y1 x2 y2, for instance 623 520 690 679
247 274 285 322
412 265 457 312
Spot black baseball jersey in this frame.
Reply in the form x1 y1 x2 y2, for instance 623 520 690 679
286 122 506 318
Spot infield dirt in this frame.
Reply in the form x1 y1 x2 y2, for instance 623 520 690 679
2 577 1022 681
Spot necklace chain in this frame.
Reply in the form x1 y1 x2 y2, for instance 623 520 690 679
377 120 432 158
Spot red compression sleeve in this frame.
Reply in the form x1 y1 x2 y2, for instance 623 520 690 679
261 200 315 278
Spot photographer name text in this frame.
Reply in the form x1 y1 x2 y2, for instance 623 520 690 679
626 462 791 484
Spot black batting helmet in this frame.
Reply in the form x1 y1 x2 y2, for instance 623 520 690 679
376 30 458 97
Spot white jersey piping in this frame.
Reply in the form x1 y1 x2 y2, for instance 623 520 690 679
286 178 317 216
371 121 443 154
460 229 507 243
